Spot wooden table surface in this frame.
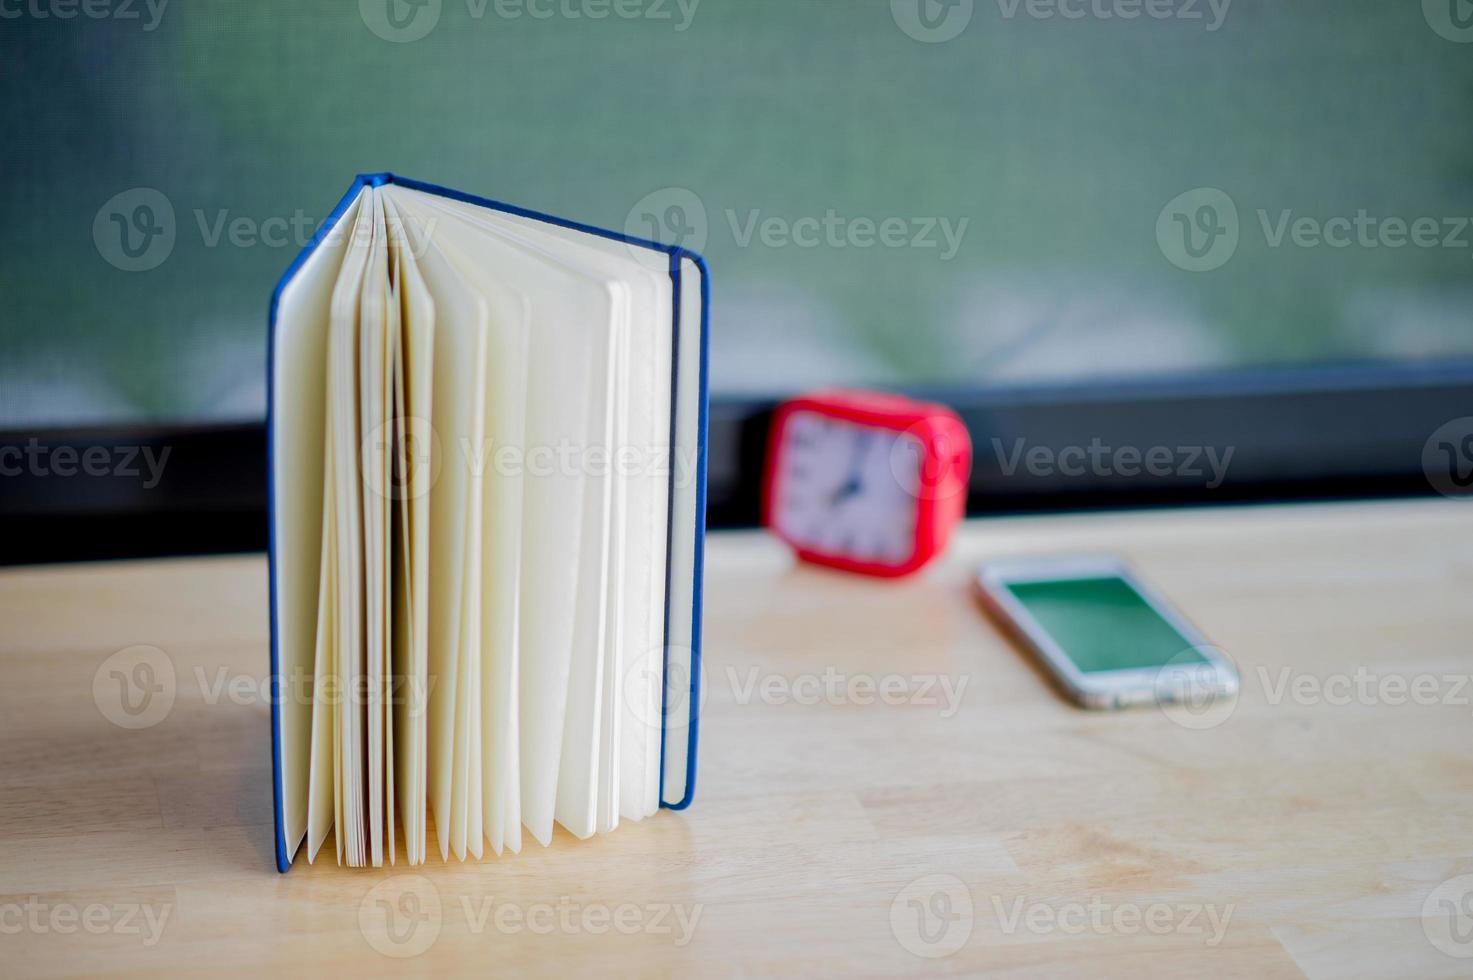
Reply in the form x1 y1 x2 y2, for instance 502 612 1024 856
4 499 1473 978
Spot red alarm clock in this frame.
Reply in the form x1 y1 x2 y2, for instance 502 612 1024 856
762 389 972 578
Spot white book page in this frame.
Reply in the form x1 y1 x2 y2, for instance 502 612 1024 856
556 277 619 840
406 228 489 863
385 268 401 868
454 319 489 861
433 208 673 820
359 195 391 868
395 191 672 827
271 189 364 865
477 293 529 857
305 447 336 863
326 196 375 866
388 188 615 845
384 193 436 866
599 301 632 833
385 191 534 857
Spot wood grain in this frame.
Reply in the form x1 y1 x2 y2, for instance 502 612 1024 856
2 499 1472 978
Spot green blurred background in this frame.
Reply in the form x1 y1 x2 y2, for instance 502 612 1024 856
2 0 1470 425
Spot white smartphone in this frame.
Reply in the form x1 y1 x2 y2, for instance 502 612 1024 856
973 554 1238 710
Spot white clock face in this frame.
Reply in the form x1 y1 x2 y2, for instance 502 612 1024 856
773 410 922 564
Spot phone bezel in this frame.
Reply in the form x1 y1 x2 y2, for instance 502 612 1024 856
973 554 1238 709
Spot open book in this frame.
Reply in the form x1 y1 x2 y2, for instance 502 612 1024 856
267 174 706 871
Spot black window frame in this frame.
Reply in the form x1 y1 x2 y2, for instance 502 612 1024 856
2 360 1470 566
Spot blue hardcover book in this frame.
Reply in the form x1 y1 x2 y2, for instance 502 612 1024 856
267 174 706 871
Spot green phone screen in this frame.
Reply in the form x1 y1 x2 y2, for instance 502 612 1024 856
1003 576 1206 674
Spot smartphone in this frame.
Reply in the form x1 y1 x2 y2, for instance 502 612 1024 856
973 555 1238 710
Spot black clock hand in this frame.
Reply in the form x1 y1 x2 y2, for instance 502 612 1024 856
828 431 871 508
